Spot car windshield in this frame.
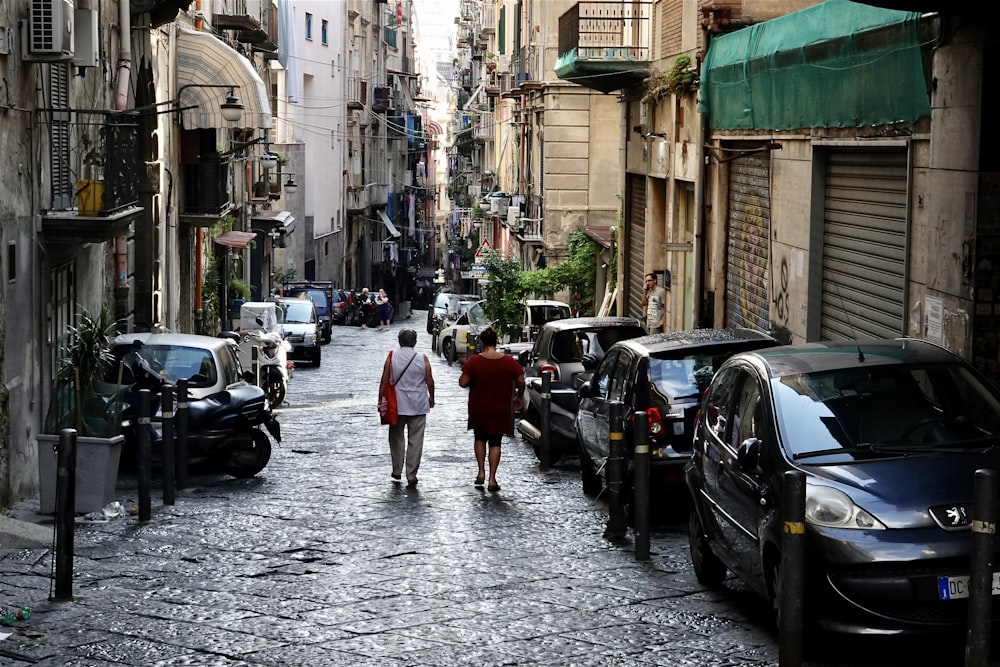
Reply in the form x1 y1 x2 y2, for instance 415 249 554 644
773 362 1000 459
280 301 316 324
467 303 489 326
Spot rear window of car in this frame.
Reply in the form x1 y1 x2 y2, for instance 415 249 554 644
528 304 571 326
286 288 328 309
279 300 316 323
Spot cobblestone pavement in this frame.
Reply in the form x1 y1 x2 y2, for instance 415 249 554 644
0 315 994 666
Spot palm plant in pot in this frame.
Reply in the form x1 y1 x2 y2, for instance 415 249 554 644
46 305 124 437
39 305 127 514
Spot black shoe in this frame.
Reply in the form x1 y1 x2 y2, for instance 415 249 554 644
474 476 485 487
407 478 418 487
391 473 401 483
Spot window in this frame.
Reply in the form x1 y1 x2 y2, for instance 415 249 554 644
305 12 313 40
321 19 328 45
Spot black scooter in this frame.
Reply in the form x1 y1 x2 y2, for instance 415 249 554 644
120 342 281 478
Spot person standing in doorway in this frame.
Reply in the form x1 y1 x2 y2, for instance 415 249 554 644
642 272 666 334
458 327 525 493
376 288 391 331
379 329 434 487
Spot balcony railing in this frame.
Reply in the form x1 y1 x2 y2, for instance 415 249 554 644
520 217 542 240
475 111 493 141
181 156 232 217
213 0 276 53
348 76 368 110
555 1 651 93
346 186 368 212
481 2 495 34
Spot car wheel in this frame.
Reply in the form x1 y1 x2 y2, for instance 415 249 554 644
688 509 727 587
444 338 456 366
224 430 272 478
579 439 602 496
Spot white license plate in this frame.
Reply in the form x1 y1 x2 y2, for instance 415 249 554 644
937 572 1000 600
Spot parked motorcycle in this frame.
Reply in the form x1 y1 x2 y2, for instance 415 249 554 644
119 339 281 478
236 302 292 408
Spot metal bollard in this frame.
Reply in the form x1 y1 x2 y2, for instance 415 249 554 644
53 428 77 601
779 469 805 667
176 379 189 489
251 344 259 385
965 468 998 667
539 371 552 472
161 384 176 506
604 401 627 541
633 411 650 561
137 389 152 522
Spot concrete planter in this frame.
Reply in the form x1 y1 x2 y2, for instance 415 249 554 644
36 434 124 514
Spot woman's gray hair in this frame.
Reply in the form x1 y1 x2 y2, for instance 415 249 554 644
398 329 418 347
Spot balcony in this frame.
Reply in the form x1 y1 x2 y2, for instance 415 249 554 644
518 217 542 241
213 0 277 54
372 85 392 113
475 111 493 141
180 156 234 223
346 185 368 213
41 112 143 243
348 77 368 110
555 1 651 94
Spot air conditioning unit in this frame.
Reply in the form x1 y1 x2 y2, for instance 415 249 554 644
507 206 520 229
28 0 74 60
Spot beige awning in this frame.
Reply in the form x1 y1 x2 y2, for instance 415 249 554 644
176 27 272 130
377 210 401 238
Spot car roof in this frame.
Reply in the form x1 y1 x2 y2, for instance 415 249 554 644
733 337 960 377
525 299 569 307
539 316 642 332
112 332 232 352
615 327 779 355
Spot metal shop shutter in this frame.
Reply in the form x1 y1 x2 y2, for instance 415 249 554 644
725 154 771 330
626 174 647 320
821 148 908 341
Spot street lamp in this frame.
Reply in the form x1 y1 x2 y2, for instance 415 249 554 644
283 175 299 195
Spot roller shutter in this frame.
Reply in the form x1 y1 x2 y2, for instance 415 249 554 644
821 148 908 341
725 154 771 330
626 174 647 319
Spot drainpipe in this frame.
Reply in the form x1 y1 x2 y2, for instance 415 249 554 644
114 0 131 297
194 1 205 331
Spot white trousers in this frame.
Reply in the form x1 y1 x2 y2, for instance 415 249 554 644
388 414 426 482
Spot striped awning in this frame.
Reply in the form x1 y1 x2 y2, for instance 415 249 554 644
176 27 272 130
213 230 256 248
425 119 443 137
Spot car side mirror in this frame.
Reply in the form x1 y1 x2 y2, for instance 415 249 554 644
517 350 531 365
737 437 762 470
188 373 211 388
577 380 592 399
242 370 256 383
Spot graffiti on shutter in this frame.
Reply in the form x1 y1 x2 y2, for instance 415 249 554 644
725 154 771 331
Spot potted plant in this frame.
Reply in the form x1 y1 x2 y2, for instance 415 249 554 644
38 305 126 513
253 180 267 198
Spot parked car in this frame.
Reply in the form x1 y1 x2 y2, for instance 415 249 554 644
517 299 572 343
270 296 322 367
436 300 490 365
576 328 780 502
282 282 334 344
427 291 479 335
515 317 646 462
330 290 346 325
685 338 1000 637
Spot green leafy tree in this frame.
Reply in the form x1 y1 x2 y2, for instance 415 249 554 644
520 232 601 315
480 251 528 341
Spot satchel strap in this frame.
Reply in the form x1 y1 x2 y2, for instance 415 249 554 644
390 350 417 386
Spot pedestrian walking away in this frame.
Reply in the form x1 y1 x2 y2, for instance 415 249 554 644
380 329 434 486
376 288 391 331
642 272 666 334
458 327 525 493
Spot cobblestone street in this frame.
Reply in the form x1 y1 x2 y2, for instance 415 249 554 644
0 315 990 666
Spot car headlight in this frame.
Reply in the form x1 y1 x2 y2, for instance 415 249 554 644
805 484 885 530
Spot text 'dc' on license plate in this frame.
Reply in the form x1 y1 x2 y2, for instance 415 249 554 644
937 573 1000 600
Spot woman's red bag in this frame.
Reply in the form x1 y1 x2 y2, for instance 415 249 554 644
379 351 399 426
